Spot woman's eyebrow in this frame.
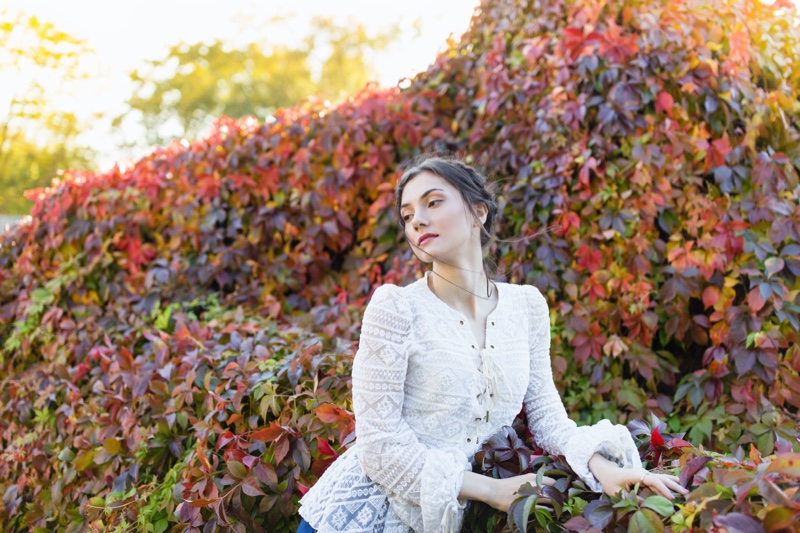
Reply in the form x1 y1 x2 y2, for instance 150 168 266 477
400 188 445 209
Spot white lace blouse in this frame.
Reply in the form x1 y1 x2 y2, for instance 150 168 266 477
298 271 641 533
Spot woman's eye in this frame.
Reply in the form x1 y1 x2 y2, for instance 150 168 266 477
402 214 411 221
429 200 441 207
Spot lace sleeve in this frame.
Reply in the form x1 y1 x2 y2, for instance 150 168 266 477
522 285 642 493
352 284 470 533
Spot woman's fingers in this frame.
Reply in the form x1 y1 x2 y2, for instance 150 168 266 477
517 474 555 490
663 477 690 496
646 477 673 499
644 473 689 499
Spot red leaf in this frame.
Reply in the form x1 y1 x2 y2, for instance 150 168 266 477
655 91 674 117
241 476 266 497
217 431 235 451
317 437 340 458
274 435 290 463
254 461 278 488
702 286 719 309
651 426 665 448
666 438 694 450
747 287 765 313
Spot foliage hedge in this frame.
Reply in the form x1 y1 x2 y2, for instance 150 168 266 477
2 0 800 530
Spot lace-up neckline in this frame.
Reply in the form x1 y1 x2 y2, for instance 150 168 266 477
417 270 502 351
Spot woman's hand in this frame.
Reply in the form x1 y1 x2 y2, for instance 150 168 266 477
598 466 688 499
461 471 554 511
588 454 690 500
484 473 555 513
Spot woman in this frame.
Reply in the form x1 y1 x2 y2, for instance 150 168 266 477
297 157 687 533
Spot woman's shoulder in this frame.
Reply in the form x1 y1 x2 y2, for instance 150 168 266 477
501 281 548 311
364 281 418 313
370 275 427 299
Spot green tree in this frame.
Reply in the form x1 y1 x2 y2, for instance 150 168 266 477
0 10 96 214
116 17 400 147
311 16 402 100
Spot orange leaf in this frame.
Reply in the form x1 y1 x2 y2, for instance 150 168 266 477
765 453 800 477
749 444 762 465
187 498 218 508
250 423 284 443
316 404 351 424
197 439 212 471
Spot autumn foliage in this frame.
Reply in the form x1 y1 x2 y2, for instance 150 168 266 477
1 0 800 531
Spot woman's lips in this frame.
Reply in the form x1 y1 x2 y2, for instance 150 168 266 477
418 234 437 246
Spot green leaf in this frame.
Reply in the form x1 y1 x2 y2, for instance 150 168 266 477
58 447 75 462
227 460 247 479
153 520 168 533
31 287 53 303
509 494 537 533
628 508 665 533
642 495 674 517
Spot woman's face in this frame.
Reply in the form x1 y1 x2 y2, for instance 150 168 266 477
399 171 485 264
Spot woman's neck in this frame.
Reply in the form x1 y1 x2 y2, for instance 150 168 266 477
427 263 495 317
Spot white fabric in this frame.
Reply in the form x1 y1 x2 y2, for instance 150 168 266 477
298 272 641 532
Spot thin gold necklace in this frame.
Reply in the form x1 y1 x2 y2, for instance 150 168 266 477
428 269 496 300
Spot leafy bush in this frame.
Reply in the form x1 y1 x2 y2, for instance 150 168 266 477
1 0 800 530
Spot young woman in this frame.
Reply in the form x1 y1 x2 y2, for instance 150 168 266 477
297 157 687 533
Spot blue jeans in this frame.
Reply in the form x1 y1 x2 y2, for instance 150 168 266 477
297 518 316 533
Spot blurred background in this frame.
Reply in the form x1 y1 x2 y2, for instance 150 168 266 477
0 0 478 228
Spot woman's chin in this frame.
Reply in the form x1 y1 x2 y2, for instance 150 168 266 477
411 247 436 263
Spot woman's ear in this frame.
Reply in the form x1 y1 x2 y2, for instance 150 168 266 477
476 202 488 226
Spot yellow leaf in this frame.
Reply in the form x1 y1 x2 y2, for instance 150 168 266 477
103 438 120 455
724 276 739 288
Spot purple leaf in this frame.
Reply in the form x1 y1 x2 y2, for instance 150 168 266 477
713 513 767 533
679 456 713 487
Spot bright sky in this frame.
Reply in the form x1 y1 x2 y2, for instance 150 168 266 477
1 0 479 170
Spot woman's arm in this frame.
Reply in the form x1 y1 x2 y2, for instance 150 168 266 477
521 285 685 498
352 285 471 532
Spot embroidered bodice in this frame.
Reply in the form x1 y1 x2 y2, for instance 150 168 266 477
298 272 641 532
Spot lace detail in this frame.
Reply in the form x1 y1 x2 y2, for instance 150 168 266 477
299 277 641 532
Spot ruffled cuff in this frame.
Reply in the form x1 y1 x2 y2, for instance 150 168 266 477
420 448 471 533
562 419 642 493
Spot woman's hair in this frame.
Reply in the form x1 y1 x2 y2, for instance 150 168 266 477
394 155 502 276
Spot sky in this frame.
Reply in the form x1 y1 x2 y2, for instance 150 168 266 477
1 0 479 170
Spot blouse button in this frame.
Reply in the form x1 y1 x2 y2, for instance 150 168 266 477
459 320 464 325
491 321 495 326
490 344 495 349
466 438 471 442
471 344 475 349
